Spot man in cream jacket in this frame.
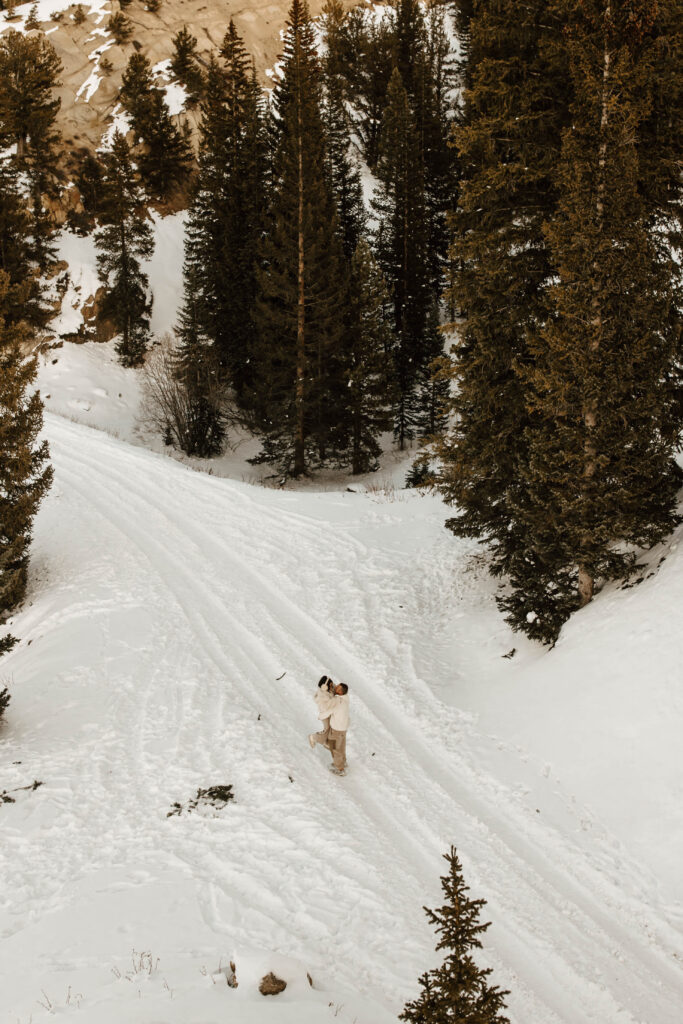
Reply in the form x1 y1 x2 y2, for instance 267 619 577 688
309 679 349 775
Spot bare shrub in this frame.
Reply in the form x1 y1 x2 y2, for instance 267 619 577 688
141 333 228 458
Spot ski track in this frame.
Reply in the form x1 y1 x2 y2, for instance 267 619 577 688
2 414 682 1023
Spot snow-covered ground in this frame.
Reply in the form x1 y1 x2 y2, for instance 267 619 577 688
1 410 682 1023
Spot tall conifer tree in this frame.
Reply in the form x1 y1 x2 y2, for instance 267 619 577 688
120 52 192 200
182 25 267 399
343 239 396 473
372 67 430 449
436 0 569 611
250 0 345 477
0 157 45 328
173 266 226 457
0 271 52 618
501 0 683 641
322 73 366 264
95 132 154 367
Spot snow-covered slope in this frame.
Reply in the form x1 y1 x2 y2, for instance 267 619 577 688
1 414 682 1023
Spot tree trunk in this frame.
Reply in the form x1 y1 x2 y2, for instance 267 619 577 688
294 52 306 478
578 0 611 607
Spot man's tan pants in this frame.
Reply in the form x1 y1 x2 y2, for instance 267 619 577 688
327 728 347 770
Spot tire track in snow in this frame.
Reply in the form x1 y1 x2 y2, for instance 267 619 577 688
38 416 683 1022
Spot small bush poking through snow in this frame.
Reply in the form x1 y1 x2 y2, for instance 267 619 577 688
167 784 234 817
0 684 10 722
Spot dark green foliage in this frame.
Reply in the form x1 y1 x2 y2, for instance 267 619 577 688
120 51 155 127
170 26 203 102
0 272 53 619
499 0 682 642
74 150 105 222
72 4 86 25
0 157 46 328
182 24 267 400
400 847 510 1024
120 51 192 199
0 683 10 720
25 4 40 29
0 30 61 162
0 29 62 270
95 132 154 367
343 239 395 473
436 0 569 634
146 0 161 12
372 67 430 449
414 306 448 440
107 11 132 44
167 784 234 816
321 0 395 168
173 268 226 457
137 91 193 199
322 73 366 264
405 453 434 488
0 635 18 658
250 0 346 476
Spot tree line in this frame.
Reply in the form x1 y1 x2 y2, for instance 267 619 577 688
159 0 457 476
1 1 682 649
437 0 683 642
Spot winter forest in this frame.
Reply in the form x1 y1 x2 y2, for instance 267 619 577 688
1 0 682 1021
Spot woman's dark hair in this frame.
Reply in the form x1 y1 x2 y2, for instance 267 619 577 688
318 675 330 688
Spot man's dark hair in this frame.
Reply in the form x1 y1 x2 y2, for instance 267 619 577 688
338 682 348 694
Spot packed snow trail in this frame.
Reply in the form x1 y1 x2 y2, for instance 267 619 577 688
1 414 682 1023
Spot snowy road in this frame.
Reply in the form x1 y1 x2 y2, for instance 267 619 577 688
1 414 682 1023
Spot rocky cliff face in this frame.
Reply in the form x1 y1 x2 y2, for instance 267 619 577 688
2 0 338 157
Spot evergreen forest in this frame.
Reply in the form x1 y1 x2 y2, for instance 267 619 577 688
0 0 682 649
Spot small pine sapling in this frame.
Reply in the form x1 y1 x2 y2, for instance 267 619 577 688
108 11 132 44
25 4 40 29
146 0 162 12
400 847 510 1024
0 683 10 721
72 4 87 26
99 55 113 75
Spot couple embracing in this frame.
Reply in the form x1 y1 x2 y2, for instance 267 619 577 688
308 675 349 776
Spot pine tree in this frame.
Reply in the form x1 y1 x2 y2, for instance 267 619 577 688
25 4 39 29
250 0 346 476
372 67 430 449
95 132 154 367
435 0 569 614
182 24 267 399
173 267 226 457
0 31 61 163
119 51 156 128
400 847 510 1024
322 72 366 264
348 8 396 168
119 52 192 200
170 26 204 102
500 0 683 642
137 89 193 199
0 30 62 271
107 11 132 45
343 240 395 473
0 271 53 620
0 157 45 328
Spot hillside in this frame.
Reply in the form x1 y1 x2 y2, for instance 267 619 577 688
0 412 682 1022
0 0 343 155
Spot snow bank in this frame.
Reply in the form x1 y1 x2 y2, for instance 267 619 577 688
0 416 681 1023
